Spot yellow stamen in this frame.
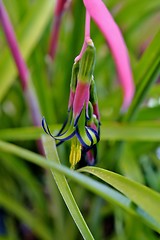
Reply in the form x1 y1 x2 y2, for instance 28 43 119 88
69 137 81 169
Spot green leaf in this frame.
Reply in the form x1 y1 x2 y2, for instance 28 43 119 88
0 124 60 141
100 121 160 141
80 166 160 224
1 153 47 212
0 140 159 232
115 0 160 32
0 0 55 101
124 30 160 121
2 121 160 142
42 135 94 240
119 144 145 183
0 191 53 240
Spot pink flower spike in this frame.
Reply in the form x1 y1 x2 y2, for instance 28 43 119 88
0 0 29 90
83 0 135 109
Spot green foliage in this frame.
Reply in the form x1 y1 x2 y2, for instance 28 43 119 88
0 0 160 239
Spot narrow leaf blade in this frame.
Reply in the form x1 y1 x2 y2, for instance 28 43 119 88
42 135 94 240
80 167 160 223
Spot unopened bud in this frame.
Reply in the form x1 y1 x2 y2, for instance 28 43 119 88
70 61 79 91
78 42 96 83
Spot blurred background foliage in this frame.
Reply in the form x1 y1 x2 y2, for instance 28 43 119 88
0 0 160 239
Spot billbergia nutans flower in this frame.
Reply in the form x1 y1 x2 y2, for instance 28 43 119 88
43 0 135 168
42 40 100 168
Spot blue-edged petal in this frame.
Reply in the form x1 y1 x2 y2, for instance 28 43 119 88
42 117 75 142
75 107 99 148
86 126 100 144
56 109 73 136
75 126 92 148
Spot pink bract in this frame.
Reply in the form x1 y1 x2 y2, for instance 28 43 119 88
73 81 90 119
83 0 135 109
68 90 75 109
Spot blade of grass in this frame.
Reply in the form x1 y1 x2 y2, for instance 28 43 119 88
0 124 60 140
42 135 94 240
80 166 160 223
134 30 160 84
115 0 160 32
0 153 47 212
136 106 160 121
2 121 160 141
124 30 160 121
44 170 65 240
0 0 55 101
0 191 53 240
0 140 159 232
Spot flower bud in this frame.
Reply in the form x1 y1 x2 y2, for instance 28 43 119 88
78 42 96 83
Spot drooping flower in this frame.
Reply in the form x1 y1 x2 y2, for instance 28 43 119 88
43 0 135 167
42 40 100 168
